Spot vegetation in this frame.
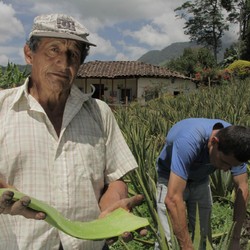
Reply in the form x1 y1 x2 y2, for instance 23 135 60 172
111 78 250 249
226 59 250 79
0 62 28 89
220 0 250 61
164 47 217 78
175 0 229 62
175 0 250 62
1 62 249 249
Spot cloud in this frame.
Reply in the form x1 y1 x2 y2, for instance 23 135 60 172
88 34 117 57
0 55 9 66
0 46 25 66
223 23 239 44
0 2 25 43
123 12 189 49
3 0 235 65
115 41 149 61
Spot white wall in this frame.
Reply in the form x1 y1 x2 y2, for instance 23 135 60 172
75 77 196 104
137 77 196 103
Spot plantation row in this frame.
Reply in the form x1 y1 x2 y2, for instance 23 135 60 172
111 79 250 249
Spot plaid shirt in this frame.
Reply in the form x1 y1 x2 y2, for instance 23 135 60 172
0 78 138 250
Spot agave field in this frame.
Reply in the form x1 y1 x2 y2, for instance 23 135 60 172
1 64 249 249
110 79 250 250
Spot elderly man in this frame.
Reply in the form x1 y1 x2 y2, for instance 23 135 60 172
156 118 250 250
0 14 143 250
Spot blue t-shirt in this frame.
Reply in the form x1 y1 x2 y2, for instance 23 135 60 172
157 118 247 182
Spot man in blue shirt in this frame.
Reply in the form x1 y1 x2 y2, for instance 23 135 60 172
156 118 250 250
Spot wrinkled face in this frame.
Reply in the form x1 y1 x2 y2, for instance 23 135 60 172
209 144 242 171
24 37 82 93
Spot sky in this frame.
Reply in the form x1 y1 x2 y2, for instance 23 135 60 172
0 0 239 66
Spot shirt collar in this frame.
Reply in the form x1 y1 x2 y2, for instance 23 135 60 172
10 77 30 110
10 77 94 110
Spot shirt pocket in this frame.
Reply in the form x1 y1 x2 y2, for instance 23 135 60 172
75 135 106 180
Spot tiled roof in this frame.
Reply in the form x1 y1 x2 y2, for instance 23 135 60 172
77 60 189 79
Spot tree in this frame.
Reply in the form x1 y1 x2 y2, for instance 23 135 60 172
165 47 216 77
221 0 250 60
175 0 229 62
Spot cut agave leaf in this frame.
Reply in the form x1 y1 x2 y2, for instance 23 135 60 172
0 188 149 240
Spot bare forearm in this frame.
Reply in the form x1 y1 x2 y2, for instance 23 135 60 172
166 198 193 249
232 186 249 239
229 174 249 250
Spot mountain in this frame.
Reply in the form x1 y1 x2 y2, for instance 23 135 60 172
137 41 200 65
137 41 231 65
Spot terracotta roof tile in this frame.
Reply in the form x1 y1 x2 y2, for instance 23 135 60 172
77 60 189 79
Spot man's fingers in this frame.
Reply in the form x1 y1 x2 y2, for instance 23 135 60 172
10 196 31 216
0 190 14 213
0 190 46 220
121 231 134 242
126 194 144 211
137 227 148 237
6 195 46 220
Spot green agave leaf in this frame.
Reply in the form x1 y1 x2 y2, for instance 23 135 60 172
0 188 149 240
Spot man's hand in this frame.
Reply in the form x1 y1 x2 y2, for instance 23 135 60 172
0 189 46 220
99 194 144 218
99 194 147 244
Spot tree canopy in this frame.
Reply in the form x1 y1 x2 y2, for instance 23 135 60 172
175 0 229 62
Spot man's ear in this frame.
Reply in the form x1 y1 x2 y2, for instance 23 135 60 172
211 136 219 145
23 44 33 65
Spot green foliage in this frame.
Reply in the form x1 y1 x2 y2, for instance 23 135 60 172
226 59 250 79
111 78 250 249
222 43 240 67
221 0 250 60
164 46 232 86
210 171 233 198
165 47 216 77
0 62 28 89
211 202 233 236
175 0 229 61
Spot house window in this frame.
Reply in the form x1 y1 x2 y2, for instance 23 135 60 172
120 88 131 102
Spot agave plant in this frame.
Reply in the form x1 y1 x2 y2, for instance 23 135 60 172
0 62 29 89
111 78 250 249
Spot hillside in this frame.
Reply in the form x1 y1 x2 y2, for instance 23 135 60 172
137 41 200 65
137 41 230 65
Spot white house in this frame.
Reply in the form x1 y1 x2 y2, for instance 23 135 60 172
75 60 196 104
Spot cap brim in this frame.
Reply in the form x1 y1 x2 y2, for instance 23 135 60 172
31 31 96 46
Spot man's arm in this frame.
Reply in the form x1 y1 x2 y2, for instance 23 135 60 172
230 173 249 250
99 179 144 217
165 172 194 250
98 179 145 243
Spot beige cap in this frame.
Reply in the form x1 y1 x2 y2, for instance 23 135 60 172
29 14 96 46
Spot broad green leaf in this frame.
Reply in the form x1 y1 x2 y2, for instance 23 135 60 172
0 188 149 240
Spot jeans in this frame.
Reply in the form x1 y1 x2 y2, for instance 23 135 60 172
155 179 212 250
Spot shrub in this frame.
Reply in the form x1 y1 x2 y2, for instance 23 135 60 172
226 60 250 79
